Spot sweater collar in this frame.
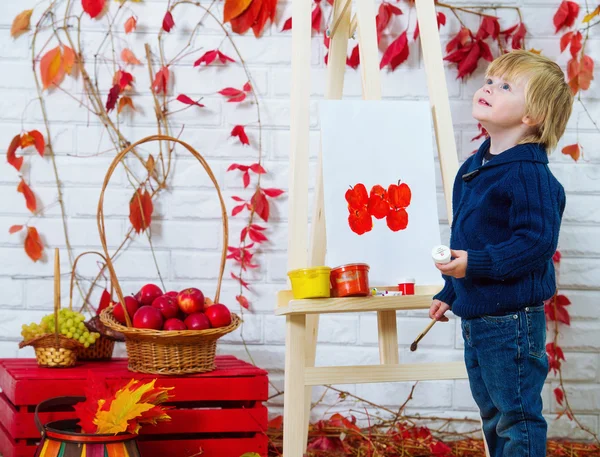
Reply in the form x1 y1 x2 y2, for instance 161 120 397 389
474 137 549 169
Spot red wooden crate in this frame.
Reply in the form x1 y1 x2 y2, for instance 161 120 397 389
0 357 269 457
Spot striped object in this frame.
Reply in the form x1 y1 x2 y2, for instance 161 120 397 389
36 439 138 457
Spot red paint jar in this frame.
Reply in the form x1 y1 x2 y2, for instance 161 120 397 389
330 263 370 297
398 278 415 295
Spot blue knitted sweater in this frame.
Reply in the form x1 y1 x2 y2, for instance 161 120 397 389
433 138 566 318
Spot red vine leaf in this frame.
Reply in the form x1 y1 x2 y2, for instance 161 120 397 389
176 94 205 108
561 143 580 161
224 0 253 23
106 84 120 112
476 16 500 40
249 163 266 174
24 226 43 262
281 17 292 31
376 2 402 43
380 31 409 70
129 188 153 233
414 12 445 40
152 67 169 94
251 0 278 37
243 81 252 92
312 1 323 33
347 45 360 69
9 225 23 234
17 179 37 213
251 188 269 222
231 0 262 35
20 130 45 156
40 46 63 89
219 87 246 102
236 295 250 309
511 23 527 49
553 250 562 263
232 204 248 216
263 188 284 197
231 125 250 145
11 9 33 38
545 294 571 325
162 11 175 32
7 135 23 171
121 49 141 65
194 50 235 67
97 289 112 315
231 272 251 290
82 0 105 19
124 16 137 34
554 387 565 406
554 1 580 33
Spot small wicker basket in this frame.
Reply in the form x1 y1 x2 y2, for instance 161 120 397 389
99 135 241 375
19 249 84 368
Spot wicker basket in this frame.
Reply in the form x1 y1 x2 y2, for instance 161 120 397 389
19 249 84 368
77 335 116 361
99 135 241 375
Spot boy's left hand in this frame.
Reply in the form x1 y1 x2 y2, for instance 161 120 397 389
436 250 468 278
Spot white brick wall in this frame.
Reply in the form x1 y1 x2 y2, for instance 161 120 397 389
1 0 599 440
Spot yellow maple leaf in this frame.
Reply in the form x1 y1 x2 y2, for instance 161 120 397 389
94 379 158 434
583 6 600 23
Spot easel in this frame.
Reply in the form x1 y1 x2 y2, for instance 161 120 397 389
279 0 490 455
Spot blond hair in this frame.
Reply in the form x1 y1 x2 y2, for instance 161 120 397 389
485 50 573 153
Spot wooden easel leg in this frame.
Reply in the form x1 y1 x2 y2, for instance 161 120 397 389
302 314 319 452
283 314 307 457
377 311 399 364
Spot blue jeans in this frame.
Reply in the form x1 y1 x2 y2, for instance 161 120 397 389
461 303 549 457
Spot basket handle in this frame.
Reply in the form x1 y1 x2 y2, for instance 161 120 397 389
97 135 229 328
34 395 86 434
69 251 110 313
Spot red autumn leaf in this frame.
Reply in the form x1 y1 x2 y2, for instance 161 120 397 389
219 87 246 103
570 31 582 57
162 11 175 32
97 289 112 315
380 31 409 70
194 50 236 67
231 0 262 35
24 226 44 262
231 125 250 145
329 413 361 433
545 294 571 325
17 179 36 213
430 440 452 456
251 0 278 38
376 3 402 42
554 1 580 33
231 272 251 290
228 163 250 172
121 49 141 65
554 387 565 406
118 96 134 114
232 204 248 216
106 84 120 112
281 17 292 31
243 225 268 243
7 135 23 171
511 23 527 49
224 0 253 23
11 9 33 38
251 188 269 222
446 27 471 53
476 16 500 40
553 250 562 263
124 16 137 34
268 415 283 429
347 45 360 69
242 171 250 188
9 225 23 234
262 188 284 197
479 40 493 62
560 31 574 53
472 123 488 141
236 294 250 309
311 2 322 32
249 163 266 174
20 130 45 156
546 342 566 361
152 67 169 94
40 46 63 89
243 81 252 92
82 0 105 19
176 94 205 108
129 188 153 233
562 143 580 161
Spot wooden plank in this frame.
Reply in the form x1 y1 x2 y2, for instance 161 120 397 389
377 311 399 364
275 293 435 316
137 435 268 457
0 421 25 457
283 314 307 457
413 0 459 222
305 362 468 385
286 0 312 272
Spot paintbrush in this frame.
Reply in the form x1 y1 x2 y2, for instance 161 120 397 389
410 318 437 352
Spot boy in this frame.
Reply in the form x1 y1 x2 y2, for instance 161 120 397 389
429 50 573 457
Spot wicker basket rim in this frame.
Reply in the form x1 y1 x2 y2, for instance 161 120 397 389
99 306 241 339
19 333 84 350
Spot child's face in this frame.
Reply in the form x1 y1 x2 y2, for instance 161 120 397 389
472 73 531 131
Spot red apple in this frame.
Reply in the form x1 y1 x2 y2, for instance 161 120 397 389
152 295 179 319
163 318 187 331
177 288 205 314
205 304 232 328
165 291 178 299
133 306 164 330
137 284 163 306
184 312 211 330
113 296 140 325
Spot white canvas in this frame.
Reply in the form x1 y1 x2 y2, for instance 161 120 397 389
319 100 444 286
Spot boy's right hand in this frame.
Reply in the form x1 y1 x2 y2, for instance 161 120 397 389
429 299 450 322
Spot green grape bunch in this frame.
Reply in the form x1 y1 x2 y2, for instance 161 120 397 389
21 309 101 348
